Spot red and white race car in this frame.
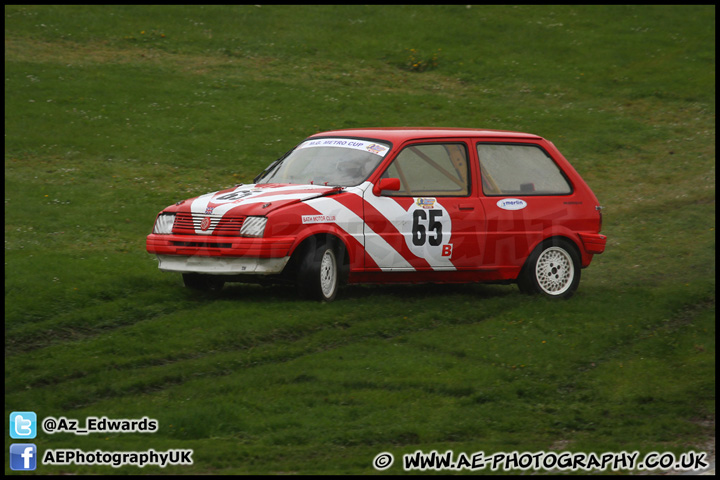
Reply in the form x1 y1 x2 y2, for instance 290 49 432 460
147 128 606 301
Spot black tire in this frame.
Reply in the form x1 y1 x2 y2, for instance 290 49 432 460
517 238 581 299
297 240 342 302
182 273 225 292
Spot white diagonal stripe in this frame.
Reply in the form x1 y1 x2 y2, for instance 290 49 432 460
307 197 414 271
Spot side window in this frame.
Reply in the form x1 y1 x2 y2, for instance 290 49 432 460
381 143 470 196
477 144 572 196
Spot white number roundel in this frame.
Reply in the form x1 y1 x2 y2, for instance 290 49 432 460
404 198 453 266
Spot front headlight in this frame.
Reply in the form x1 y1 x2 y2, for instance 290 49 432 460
240 216 267 238
153 213 176 234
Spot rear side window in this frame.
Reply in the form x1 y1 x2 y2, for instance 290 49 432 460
381 143 470 196
477 144 572 196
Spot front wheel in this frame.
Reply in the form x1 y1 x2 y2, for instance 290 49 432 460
297 240 341 302
517 239 581 299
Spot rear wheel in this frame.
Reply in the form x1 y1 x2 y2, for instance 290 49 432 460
517 239 580 299
297 239 341 302
182 273 225 292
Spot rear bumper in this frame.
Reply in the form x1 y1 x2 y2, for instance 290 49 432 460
146 234 295 274
577 232 607 255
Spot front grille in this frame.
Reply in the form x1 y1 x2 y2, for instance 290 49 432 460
172 212 246 236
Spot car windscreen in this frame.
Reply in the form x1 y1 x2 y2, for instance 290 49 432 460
256 138 391 187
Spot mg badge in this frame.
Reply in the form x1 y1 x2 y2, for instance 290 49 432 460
200 216 212 231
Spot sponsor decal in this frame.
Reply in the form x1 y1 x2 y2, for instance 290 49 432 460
302 214 337 224
366 143 386 155
416 198 436 209
497 198 528 211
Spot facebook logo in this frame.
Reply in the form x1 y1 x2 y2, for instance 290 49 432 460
10 411 37 439
10 444 37 471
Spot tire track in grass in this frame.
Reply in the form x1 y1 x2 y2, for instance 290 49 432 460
6 289 520 410
5 289 194 355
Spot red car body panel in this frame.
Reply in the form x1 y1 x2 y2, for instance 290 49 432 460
146 128 606 287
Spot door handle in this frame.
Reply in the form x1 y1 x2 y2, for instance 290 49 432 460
458 204 475 211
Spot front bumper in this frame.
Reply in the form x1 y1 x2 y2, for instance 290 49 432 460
146 234 295 274
155 254 290 274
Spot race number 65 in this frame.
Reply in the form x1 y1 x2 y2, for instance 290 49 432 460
412 209 443 247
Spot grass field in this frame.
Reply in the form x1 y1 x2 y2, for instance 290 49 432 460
5 5 715 474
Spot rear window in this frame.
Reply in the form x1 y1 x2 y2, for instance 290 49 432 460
477 143 572 196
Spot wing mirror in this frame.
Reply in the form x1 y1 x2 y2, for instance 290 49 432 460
372 178 401 196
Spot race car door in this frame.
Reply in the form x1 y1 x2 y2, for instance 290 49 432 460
476 142 574 267
362 141 485 272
